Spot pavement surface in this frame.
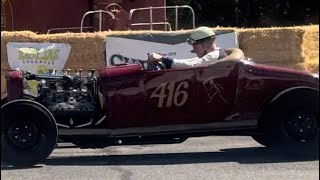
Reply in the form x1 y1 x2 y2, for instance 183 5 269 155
1 136 319 180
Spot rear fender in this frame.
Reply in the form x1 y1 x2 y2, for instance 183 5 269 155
1 91 37 106
6 70 24 101
269 86 319 105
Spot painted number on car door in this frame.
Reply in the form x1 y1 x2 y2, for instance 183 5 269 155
150 81 189 108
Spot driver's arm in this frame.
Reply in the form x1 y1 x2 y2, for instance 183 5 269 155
219 48 244 61
149 54 199 69
148 53 174 69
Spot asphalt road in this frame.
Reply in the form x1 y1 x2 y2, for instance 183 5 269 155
1 136 319 180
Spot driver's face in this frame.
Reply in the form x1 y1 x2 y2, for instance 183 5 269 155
190 43 205 58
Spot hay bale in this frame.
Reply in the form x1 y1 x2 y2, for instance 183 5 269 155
1 71 7 98
300 25 319 73
237 27 304 68
1 35 10 98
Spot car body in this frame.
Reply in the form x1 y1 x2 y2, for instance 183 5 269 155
1 56 319 166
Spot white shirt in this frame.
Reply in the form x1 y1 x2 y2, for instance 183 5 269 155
171 49 221 69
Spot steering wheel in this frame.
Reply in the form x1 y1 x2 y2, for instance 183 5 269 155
105 3 123 14
146 53 165 70
153 61 164 70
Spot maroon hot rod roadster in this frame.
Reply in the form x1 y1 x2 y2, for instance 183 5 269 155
1 55 319 166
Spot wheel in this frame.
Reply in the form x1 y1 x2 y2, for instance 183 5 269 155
110 54 127 65
105 3 123 14
1 99 58 166
1 97 8 106
255 91 319 157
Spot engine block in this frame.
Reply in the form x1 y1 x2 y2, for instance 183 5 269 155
43 89 96 115
25 69 99 117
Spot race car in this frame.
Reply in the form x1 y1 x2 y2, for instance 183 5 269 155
1 52 319 167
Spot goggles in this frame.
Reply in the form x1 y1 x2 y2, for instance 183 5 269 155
187 38 197 45
187 36 215 45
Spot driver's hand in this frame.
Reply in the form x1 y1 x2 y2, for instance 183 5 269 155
147 53 163 62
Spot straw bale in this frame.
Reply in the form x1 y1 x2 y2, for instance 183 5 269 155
300 25 319 73
1 71 7 98
237 27 304 67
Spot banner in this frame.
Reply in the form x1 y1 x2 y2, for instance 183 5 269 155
106 30 238 66
7 42 71 74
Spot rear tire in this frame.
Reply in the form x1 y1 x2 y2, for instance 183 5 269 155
1 99 58 166
251 135 272 147
254 91 319 158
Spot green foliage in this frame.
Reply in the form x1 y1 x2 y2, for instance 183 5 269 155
167 0 192 6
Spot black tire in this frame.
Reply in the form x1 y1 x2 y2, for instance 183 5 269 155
255 90 319 157
251 135 272 147
1 99 58 166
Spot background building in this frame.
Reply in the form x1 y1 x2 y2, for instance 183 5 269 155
1 0 318 33
1 0 167 33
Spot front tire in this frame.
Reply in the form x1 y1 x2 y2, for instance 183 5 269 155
1 99 58 166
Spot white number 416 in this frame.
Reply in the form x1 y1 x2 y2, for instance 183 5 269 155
150 81 189 108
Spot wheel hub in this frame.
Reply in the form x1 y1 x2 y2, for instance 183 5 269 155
6 120 39 149
285 110 318 142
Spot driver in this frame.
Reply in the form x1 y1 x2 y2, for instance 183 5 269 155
147 26 243 69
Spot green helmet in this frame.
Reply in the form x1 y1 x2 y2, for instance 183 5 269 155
187 26 216 45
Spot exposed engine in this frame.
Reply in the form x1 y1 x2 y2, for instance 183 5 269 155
24 69 105 128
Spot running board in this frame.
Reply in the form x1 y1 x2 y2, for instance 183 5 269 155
58 120 257 137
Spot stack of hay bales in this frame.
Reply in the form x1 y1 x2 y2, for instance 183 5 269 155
237 25 319 72
1 25 319 98
300 25 319 73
